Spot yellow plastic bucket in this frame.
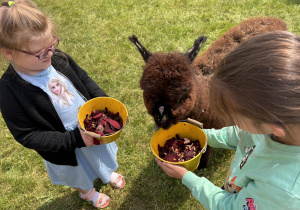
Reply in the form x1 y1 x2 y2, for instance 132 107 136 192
151 122 207 171
78 97 128 144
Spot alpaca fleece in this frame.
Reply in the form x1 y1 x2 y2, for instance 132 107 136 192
132 17 287 168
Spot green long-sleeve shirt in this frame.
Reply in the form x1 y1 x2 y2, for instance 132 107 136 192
182 126 300 210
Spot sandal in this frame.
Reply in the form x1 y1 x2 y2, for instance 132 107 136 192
79 188 110 209
110 173 126 189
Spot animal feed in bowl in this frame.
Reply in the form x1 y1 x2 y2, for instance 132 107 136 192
83 107 123 137
158 134 201 162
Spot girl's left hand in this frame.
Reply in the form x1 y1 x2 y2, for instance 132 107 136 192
78 125 103 146
155 157 189 180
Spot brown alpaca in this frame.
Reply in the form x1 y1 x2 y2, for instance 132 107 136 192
129 17 287 168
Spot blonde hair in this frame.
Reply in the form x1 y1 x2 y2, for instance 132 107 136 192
0 0 56 50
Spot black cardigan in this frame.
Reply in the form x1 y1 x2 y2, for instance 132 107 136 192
0 50 108 166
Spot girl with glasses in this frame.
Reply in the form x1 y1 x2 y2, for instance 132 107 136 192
0 0 125 208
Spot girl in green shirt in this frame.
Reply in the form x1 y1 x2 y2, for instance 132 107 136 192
156 31 300 210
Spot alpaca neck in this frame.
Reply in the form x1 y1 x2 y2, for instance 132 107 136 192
188 73 212 125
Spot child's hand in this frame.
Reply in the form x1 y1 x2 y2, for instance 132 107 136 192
78 125 94 146
78 125 103 146
155 157 189 180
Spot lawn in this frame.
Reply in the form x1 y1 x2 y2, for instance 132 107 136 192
0 0 299 209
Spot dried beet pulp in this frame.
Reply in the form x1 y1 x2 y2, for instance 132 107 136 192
83 107 123 145
158 134 201 162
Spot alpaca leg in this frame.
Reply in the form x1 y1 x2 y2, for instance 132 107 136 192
198 145 211 169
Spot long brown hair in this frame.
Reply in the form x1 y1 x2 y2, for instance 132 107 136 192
0 0 56 50
210 31 300 133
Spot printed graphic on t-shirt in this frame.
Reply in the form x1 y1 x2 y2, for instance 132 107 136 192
243 198 257 210
48 77 75 108
226 176 242 193
240 145 256 169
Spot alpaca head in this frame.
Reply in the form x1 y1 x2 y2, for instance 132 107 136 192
129 35 207 129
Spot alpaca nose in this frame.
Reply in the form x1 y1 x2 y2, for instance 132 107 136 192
155 106 170 128
158 106 167 123
159 106 164 115
155 106 167 124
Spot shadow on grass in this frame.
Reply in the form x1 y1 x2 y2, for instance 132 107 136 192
117 148 233 210
117 159 193 210
36 148 233 209
35 163 193 210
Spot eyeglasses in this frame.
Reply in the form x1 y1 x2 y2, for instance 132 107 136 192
15 36 60 60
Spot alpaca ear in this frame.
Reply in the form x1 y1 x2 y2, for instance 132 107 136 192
184 35 207 62
129 35 153 63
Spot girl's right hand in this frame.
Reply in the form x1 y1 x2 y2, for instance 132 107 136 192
155 157 188 180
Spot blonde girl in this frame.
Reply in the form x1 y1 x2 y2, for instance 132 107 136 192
0 1 125 208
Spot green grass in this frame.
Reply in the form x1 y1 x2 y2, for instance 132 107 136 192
0 0 300 209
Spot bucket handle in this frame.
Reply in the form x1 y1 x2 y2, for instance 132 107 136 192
185 118 203 129
84 130 102 139
185 118 207 154
79 126 102 139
